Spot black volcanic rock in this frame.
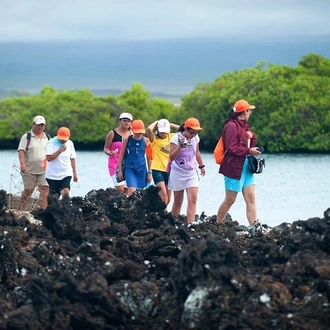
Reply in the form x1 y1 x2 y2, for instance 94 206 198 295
0 187 330 329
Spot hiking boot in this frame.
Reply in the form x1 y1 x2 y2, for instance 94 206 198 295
248 219 263 238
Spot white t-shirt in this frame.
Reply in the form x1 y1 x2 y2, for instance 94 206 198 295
45 138 77 180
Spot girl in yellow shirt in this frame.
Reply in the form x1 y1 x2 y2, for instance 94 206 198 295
147 119 179 206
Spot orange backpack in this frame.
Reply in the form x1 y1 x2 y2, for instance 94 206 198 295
146 142 153 160
213 136 225 165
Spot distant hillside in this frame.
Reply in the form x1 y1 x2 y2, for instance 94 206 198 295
1 36 330 96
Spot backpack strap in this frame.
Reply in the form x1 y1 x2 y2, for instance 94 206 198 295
26 131 32 150
26 131 51 150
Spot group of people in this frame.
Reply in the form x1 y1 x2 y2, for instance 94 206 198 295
18 116 77 209
18 99 263 236
104 114 206 223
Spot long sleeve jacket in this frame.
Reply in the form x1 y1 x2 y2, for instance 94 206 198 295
219 119 257 180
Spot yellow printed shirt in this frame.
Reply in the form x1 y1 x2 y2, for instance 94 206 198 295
150 133 175 171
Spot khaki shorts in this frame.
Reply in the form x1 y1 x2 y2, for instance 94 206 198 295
21 172 48 189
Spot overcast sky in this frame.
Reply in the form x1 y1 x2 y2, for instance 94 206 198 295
1 0 330 42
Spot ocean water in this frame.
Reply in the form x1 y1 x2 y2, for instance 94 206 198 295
1 38 330 95
1 150 330 227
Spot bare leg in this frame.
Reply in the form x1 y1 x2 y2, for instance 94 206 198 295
186 187 198 223
61 187 70 197
242 185 257 226
216 190 238 223
156 181 168 204
20 188 34 209
166 186 172 205
115 184 125 193
38 185 49 209
171 190 184 216
127 187 136 196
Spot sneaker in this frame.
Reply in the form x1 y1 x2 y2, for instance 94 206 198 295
248 219 263 238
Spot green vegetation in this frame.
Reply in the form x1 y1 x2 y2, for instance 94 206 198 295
1 53 329 152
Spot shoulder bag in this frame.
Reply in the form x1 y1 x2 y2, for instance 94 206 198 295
247 155 265 174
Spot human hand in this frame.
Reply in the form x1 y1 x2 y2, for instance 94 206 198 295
59 144 67 152
246 131 253 139
249 147 262 156
147 172 152 182
200 167 206 177
179 136 187 148
118 168 124 181
110 148 118 156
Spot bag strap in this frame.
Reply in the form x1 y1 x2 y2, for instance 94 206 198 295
26 131 50 150
221 120 239 154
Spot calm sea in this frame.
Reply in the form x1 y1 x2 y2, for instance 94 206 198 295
1 150 329 227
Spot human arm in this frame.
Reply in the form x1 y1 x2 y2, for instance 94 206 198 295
70 158 78 182
17 134 28 173
18 150 27 173
195 143 206 177
117 137 128 180
246 130 260 155
144 137 153 182
103 130 117 156
147 157 152 182
246 125 257 148
147 121 158 142
170 123 180 131
169 134 186 161
46 143 67 161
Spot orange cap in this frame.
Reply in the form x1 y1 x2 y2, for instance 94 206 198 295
233 100 256 113
184 117 204 131
131 119 145 134
57 127 70 141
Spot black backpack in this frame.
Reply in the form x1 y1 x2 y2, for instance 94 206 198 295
26 131 51 150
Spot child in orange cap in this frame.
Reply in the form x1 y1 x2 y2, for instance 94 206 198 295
117 119 152 196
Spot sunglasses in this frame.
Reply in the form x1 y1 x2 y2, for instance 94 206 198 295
187 128 199 135
121 118 131 122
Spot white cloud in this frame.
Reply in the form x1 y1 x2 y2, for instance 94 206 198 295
0 0 330 41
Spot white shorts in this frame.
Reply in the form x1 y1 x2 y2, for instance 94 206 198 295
168 169 199 191
111 174 126 187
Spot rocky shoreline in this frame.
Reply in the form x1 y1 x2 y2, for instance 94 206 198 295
0 187 330 329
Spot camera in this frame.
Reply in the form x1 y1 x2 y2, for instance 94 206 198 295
182 138 188 148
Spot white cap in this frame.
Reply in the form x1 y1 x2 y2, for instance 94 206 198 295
157 119 170 133
33 115 46 125
119 112 133 121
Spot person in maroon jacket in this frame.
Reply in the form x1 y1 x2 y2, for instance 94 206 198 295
216 99 263 237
